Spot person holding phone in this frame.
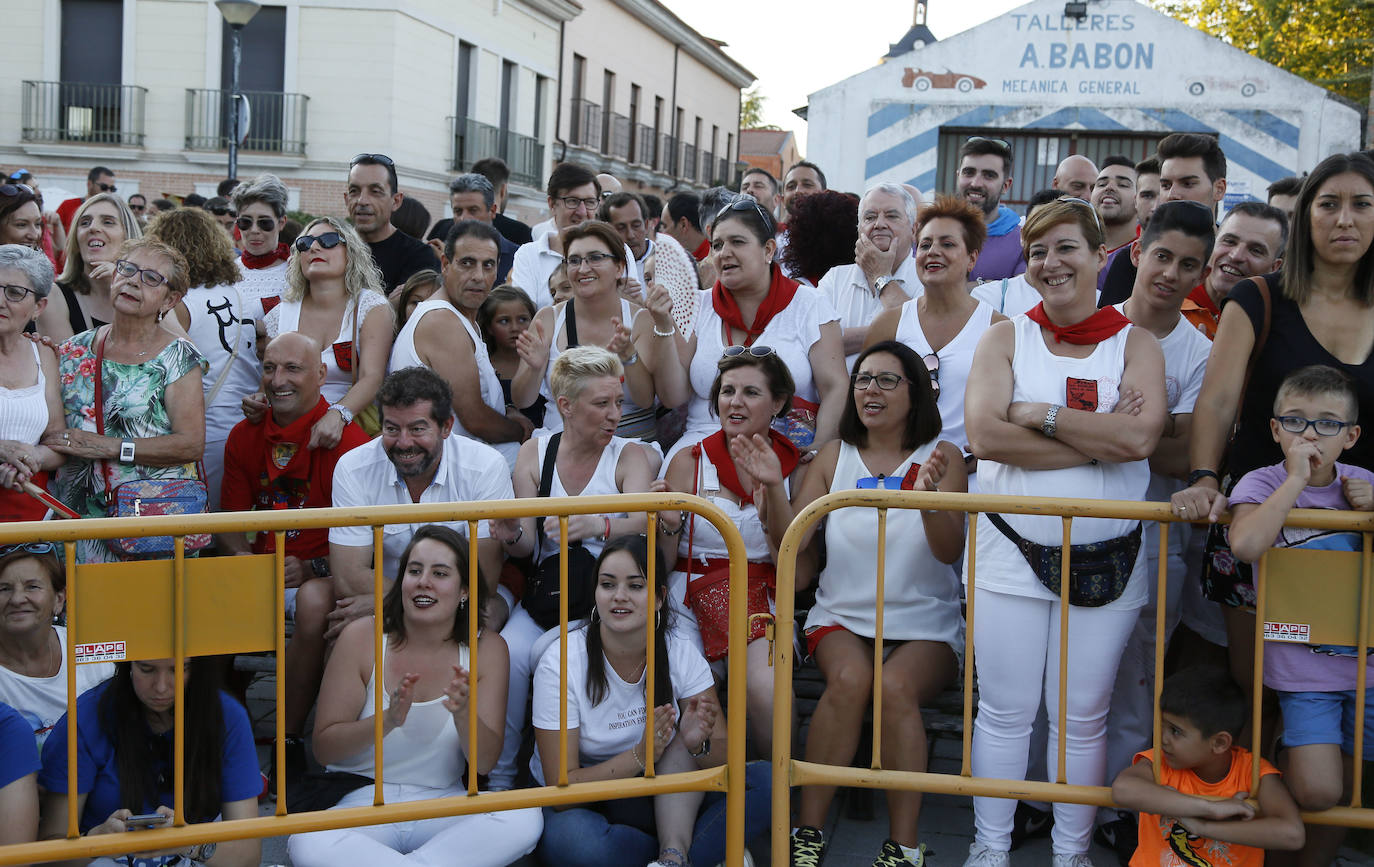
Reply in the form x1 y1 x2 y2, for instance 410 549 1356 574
37 657 262 866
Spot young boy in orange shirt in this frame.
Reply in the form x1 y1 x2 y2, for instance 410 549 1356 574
1112 667 1304 865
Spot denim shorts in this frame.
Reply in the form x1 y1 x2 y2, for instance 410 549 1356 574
1278 690 1374 760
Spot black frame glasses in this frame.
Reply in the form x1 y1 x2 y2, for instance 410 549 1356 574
1274 415 1354 437
294 231 344 253
236 216 277 233
564 251 616 268
557 195 600 211
851 372 908 391
113 259 168 288
0 283 40 303
96 182 117 193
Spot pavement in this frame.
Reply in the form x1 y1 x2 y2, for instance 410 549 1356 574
240 668 1374 867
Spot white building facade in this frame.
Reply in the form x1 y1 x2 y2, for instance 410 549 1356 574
806 0 1361 207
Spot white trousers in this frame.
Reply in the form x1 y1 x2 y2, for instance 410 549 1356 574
287 782 542 867
970 587 1138 855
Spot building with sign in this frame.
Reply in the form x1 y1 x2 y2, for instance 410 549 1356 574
805 0 1362 208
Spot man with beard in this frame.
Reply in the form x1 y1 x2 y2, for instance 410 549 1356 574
957 137 1026 282
345 153 440 294
327 367 530 638
1180 201 1287 339
1092 156 1139 292
816 182 921 367
219 331 372 775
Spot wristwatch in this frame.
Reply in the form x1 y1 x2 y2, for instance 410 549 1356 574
1041 404 1062 439
328 403 354 425
1187 468 1220 487
118 439 136 463
310 557 331 578
873 275 901 294
188 841 216 863
688 738 711 757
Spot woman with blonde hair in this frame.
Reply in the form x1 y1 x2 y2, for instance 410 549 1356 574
36 194 142 341
256 216 393 447
147 207 263 509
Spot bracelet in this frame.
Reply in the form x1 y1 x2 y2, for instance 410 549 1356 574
688 737 711 757
653 323 676 337
631 740 646 772
622 351 640 366
505 524 525 546
1187 468 1220 487
663 510 688 536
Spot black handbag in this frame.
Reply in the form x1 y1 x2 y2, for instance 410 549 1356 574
521 433 599 630
986 513 1141 607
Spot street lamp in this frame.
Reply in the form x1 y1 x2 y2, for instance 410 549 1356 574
215 0 261 181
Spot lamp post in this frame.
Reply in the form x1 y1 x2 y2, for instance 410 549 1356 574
215 0 261 181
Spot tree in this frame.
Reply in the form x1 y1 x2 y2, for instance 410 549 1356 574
1152 0 1372 129
740 86 779 131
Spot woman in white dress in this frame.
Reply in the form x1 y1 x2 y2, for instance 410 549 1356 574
787 340 966 867
258 217 393 446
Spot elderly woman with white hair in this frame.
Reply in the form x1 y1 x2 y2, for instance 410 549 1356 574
0 245 65 521
231 173 292 301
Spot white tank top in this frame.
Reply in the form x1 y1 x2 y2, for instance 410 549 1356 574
328 637 472 788
541 299 657 439
0 626 113 749
893 298 995 455
674 445 777 564
806 441 963 649
391 297 508 438
266 291 390 405
0 341 48 444
536 433 631 562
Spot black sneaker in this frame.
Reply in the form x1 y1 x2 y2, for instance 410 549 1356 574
1093 811 1137 867
791 826 826 867
1008 802 1053 851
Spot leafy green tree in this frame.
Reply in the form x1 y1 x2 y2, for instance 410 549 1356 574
1152 0 1372 121
740 86 779 130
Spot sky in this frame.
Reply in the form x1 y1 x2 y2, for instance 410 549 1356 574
660 0 1042 154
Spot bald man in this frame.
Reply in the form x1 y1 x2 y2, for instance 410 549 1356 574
596 173 623 197
1053 154 1099 200
220 331 373 767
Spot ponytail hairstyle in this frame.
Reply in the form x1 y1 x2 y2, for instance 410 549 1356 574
584 534 672 709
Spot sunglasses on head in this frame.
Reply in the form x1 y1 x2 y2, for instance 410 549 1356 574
0 541 57 558
0 183 34 198
236 216 277 232
294 231 344 252
966 135 1012 155
721 344 775 360
716 198 775 235
351 152 395 168
1056 196 1105 235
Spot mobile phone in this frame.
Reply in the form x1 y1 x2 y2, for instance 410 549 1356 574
124 813 169 830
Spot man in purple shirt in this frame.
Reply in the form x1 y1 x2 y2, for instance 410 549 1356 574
957 136 1026 283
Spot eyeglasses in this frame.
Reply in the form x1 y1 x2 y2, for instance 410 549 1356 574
1274 415 1354 437
923 353 941 397
0 283 40 303
294 232 344 252
236 216 277 232
856 474 906 490
564 251 616 268
721 344 775 360
96 182 117 193
851 372 908 391
558 196 599 211
113 259 168 288
350 153 395 168
0 184 34 198
715 198 776 235
0 542 57 558
1056 196 1105 235
966 135 1012 154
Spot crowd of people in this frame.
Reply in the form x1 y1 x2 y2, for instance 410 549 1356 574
0 134 1369 867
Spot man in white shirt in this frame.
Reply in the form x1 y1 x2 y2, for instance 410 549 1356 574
816 182 921 368
328 367 532 637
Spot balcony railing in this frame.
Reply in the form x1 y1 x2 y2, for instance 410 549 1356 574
661 134 680 177
22 81 147 147
633 123 658 169
449 116 544 188
569 98 602 151
703 151 715 183
606 112 631 160
718 158 732 184
683 143 699 182
184 89 309 155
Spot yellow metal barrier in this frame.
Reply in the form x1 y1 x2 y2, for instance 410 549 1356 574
770 490 1374 865
0 493 751 867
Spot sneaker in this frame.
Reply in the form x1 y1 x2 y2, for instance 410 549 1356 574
1051 855 1096 867
961 842 1010 867
648 847 691 867
791 826 826 867
1092 811 1137 867
873 839 925 866
1008 802 1054 851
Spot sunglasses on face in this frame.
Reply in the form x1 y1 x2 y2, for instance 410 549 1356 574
96 182 117 193
721 344 775 360
208 206 232 216
0 184 35 198
0 283 40 303
236 216 277 232
113 259 168 288
128 203 146 213
294 231 344 252
1274 415 1354 437
716 198 776 236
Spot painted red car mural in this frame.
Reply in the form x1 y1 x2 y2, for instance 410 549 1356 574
902 68 988 93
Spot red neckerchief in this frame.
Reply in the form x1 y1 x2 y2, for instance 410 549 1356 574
1026 302 1131 345
693 238 710 262
1186 283 1219 316
241 243 290 270
263 398 331 481
711 265 800 346
700 429 800 504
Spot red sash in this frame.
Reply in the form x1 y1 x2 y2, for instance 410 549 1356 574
711 266 799 346
699 429 800 504
1027 302 1131 345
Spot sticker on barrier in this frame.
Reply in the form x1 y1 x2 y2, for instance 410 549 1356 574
1264 621 1312 643
74 640 127 663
